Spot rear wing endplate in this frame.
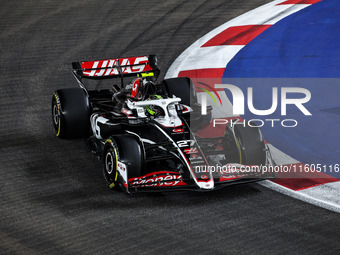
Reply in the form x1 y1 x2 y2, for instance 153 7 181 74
72 55 159 80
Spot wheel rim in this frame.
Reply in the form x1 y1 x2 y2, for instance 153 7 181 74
52 104 59 126
105 151 114 175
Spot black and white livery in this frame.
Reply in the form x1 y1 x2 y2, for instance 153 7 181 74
52 55 275 193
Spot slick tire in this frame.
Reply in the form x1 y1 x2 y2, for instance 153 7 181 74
233 123 266 166
113 135 144 179
103 135 144 190
103 139 120 190
52 88 91 139
163 77 197 106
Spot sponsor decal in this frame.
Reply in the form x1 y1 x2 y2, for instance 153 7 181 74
81 56 152 77
184 147 199 154
130 174 182 187
190 154 202 160
118 162 126 172
201 175 209 180
122 108 132 116
117 161 128 183
173 128 183 133
190 161 205 164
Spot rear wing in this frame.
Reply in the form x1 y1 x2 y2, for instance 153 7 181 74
72 55 159 80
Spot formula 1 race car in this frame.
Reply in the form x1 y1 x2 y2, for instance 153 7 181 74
52 55 275 193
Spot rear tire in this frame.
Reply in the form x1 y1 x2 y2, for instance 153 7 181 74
164 77 211 131
163 77 197 106
51 88 91 139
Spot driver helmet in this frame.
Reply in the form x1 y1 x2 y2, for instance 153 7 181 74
145 95 165 117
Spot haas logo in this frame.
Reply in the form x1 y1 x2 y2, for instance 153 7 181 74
82 56 150 77
184 148 199 154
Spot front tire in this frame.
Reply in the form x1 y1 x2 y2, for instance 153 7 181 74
223 122 266 166
233 123 266 166
102 135 144 191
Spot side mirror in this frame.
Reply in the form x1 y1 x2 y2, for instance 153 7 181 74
175 104 184 116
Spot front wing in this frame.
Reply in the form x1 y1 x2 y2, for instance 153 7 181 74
121 167 273 193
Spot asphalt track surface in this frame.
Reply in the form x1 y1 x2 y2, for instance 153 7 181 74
1 1 339 254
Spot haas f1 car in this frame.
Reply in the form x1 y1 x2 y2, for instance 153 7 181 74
52 55 275 193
